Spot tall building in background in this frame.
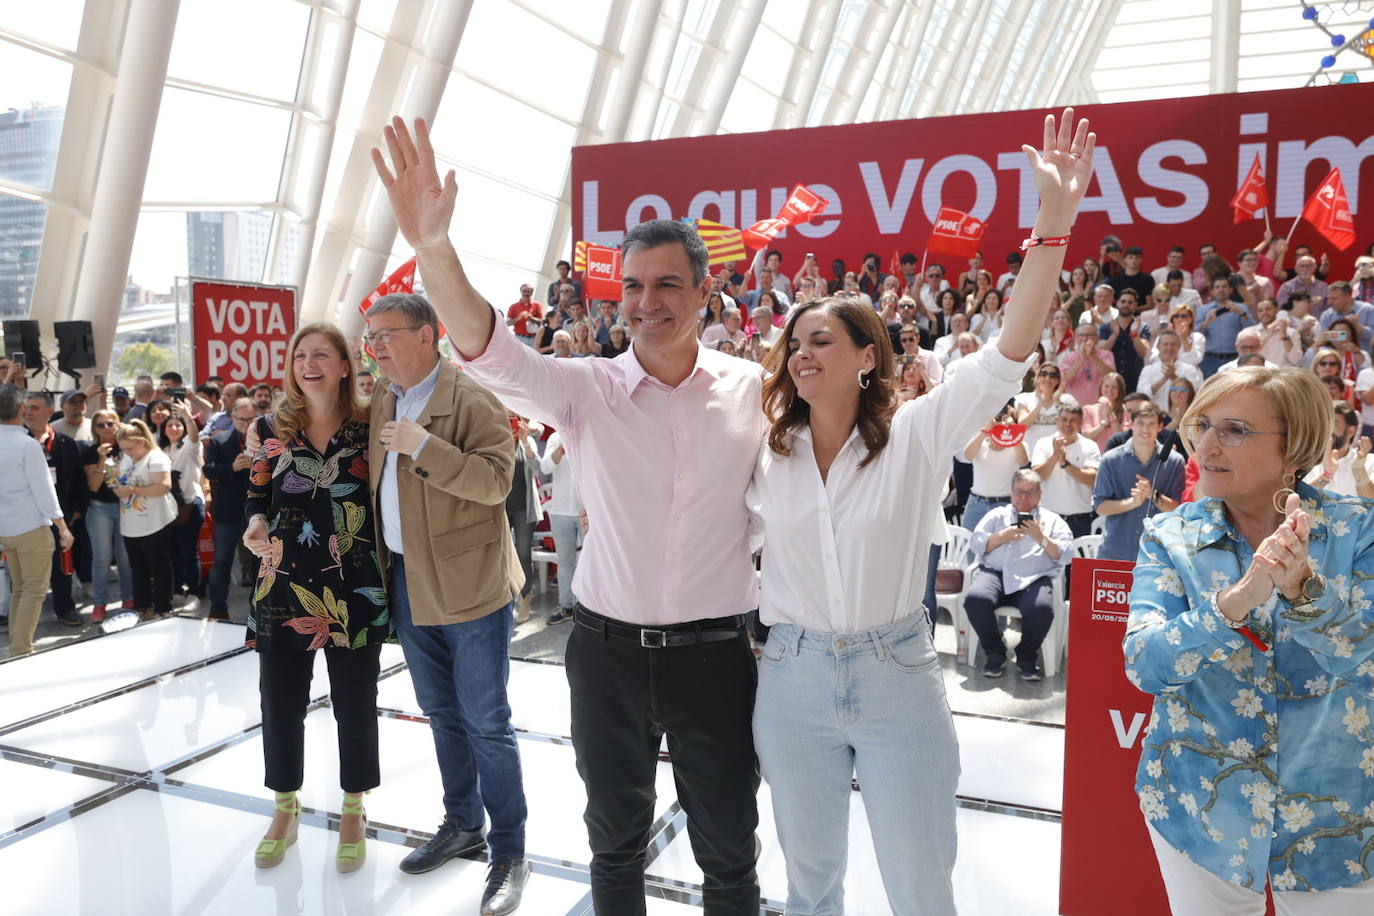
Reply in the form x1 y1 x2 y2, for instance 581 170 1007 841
0 105 63 319
187 210 272 282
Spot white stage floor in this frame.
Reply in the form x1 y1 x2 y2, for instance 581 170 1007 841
0 617 1065 914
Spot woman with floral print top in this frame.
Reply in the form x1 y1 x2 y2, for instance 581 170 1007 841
1125 366 1374 913
241 322 388 874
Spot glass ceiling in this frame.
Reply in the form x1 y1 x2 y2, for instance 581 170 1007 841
0 0 1367 378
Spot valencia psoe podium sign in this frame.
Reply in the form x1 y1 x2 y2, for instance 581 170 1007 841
190 279 298 388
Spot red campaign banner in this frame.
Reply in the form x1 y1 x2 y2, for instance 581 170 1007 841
986 422 1027 447
1060 557 1164 915
742 184 832 249
573 83 1373 278
190 279 297 388
927 205 985 258
583 244 623 300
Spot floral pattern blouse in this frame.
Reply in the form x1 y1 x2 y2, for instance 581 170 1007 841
1124 481 1374 893
245 416 390 653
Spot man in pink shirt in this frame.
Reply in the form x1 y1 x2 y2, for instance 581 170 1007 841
374 117 765 915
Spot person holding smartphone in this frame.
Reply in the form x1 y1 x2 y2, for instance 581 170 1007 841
1197 275 1256 377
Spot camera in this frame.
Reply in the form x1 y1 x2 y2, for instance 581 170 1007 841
1334 329 1348 342
168 387 188 400
1104 244 1120 254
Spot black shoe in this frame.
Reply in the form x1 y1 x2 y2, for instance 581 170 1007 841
208 610 230 621
982 657 1006 678
481 857 531 915
1018 666 1043 682
545 607 573 626
398 820 487 875
0 615 8 628
55 610 84 627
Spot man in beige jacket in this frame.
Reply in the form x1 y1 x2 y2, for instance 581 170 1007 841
365 293 530 915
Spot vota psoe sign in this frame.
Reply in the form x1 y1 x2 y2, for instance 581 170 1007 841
572 83 1373 273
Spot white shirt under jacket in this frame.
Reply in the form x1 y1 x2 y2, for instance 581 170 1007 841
748 346 1029 632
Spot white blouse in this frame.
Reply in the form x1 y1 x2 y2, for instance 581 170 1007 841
748 346 1028 632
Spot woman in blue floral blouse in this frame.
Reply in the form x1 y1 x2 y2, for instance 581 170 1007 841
1125 366 1374 913
242 322 389 874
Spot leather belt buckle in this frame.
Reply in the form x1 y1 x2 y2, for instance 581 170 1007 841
640 629 668 649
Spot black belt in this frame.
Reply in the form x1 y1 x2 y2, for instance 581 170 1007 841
573 604 746 649
971 493 1011 504
1205 351 1236 358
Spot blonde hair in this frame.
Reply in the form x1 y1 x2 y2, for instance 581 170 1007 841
115 418 159 452
1180 367 1330 474
274 322 366 445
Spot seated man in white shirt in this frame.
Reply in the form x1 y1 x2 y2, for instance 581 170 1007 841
1165 270 1202 311
1151 246 1186 286
1135 330 1203 409
1215 327 1278 373
941 332 982 382
1029 405 1101 538
701 307 747 349
748 305 782 347
933 312 971 366
1079 283 1118 326
964 469 1072 681
1304 401 1374 498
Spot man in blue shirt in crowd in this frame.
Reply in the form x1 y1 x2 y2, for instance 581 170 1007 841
1092 401 1185 562
1196 275 1254 377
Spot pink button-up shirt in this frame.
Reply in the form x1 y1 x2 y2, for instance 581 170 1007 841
460 308 765 625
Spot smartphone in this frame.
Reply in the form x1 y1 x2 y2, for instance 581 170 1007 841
11 352 24 367
95 373 105 390
1335 329 1349 342
1016 512 1034 526
1105 245 1120 254
169 387 188 399
750 331 760 343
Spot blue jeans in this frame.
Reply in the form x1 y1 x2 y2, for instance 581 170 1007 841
754 613 959 915
960 492 1008 537
1201 351 1234 378
390 556 527 860
85 500 132 606
923 542 941 637
548 513 580 610
208 518 245 617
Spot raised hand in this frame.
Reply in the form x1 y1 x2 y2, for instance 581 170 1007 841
371 117 457 250
1022 108 1096 222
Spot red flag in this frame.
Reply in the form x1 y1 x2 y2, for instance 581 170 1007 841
925 206 985 259
742 184 831 249
888 250 902 280
582 244 623 300
359 257 416 316
1301 167 1357 251
1229 154 1269 224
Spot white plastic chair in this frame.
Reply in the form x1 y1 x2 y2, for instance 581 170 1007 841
934 525 973 632
955 562 1068 677
1072 534 1102 560
1090 515 1106 536
531 527 557 595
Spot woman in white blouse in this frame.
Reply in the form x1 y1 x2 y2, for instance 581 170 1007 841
747 109 1096 914
160 409 204 602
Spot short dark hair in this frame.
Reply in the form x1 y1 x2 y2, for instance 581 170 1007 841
1130 401 1164 422
250 383 273 396
1335 401 1359 429
1166 269 1184 282
1125 246 1143 257
765 249 782 263
1006 251 1023 265
555 259 571 270
1123 392 1150 406
1329 280 1354 295
357 369 374 379
1169 246 1185 255
927 264 944 276
159 371 183 386
620 219 709 284
1059 403 1084 419
24 390 53 407
900 252 918 265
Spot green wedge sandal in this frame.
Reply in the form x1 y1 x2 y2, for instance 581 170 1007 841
336 793 367 874
254 792 300 868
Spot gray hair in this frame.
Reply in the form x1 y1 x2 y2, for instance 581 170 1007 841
0 385 21 422
722 307 742 321
366 292 440 349
621 219 709 285
24 389 53 407
1012 468 1043 489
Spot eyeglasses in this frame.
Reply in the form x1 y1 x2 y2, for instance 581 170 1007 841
94 421 117 429
899 337 916 343
1184 418 1285 448
1317 360 1341 367
361 326 422 346
1167 387 1188 394
1038 370 1061 378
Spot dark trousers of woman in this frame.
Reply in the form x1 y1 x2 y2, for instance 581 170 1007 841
259 643 382 793
172 497 205 596
566 612 760 916
123 524 176 616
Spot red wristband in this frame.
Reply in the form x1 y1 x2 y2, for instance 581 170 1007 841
1020 234 1071 251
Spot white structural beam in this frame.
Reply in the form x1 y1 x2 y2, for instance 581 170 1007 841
874 4 932 122
697 0 768 135
1210 0 1241 94
781 0 845 129
966 0 1034 113
1048 0 1119 106
69 0 183 374
833 0 905 125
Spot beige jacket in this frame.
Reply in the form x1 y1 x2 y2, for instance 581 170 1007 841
369 360 523 625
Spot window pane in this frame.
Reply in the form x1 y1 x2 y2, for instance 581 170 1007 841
2 0 85 49
457 0 597 115
517 0 614 44
0 42 71 191
168 0 310 101
0 195 45 319
447 173 556 272
144 89 292 203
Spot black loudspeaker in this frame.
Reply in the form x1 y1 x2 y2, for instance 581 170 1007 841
2 320 40 362
54 320 96 371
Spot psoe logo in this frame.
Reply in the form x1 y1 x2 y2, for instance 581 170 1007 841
1090 569 1133 621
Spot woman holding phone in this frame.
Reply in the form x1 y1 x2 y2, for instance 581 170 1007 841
748 109 1096 914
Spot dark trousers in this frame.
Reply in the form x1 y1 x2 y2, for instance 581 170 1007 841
963 569 1055 673
258 643 382 793
208 518 246 617
72 514 91 585
566 611 761 915
390 557 528 861
48 525 75 616
123 524 175 615
1062 512 1095 540
950 460 973 521
508 513 535 599
172 497 205 595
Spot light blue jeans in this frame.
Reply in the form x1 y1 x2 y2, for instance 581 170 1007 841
85 500 132 606
754 612 960 916
548 513 580 611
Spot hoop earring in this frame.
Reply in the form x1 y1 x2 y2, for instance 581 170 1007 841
1272 471 1297 515
858 370 870 390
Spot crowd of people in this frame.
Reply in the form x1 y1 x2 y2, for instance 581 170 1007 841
1 104 1371 915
